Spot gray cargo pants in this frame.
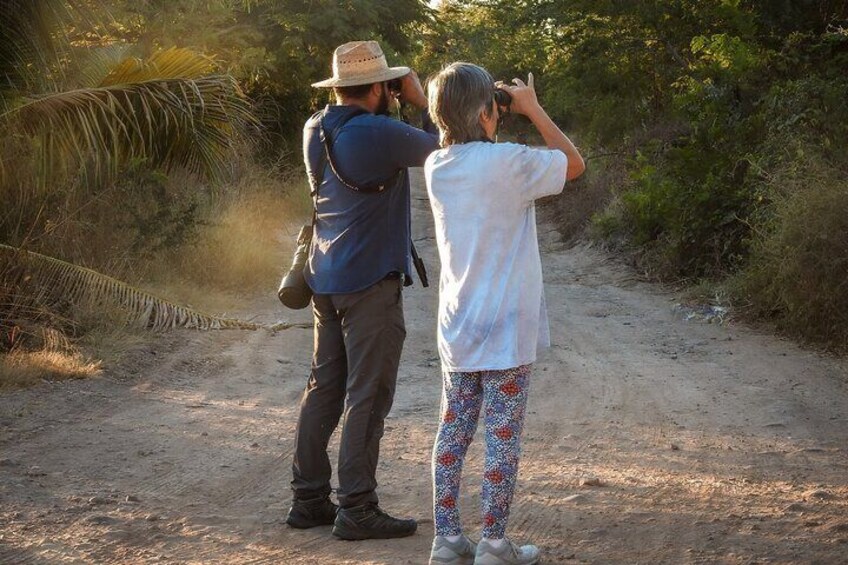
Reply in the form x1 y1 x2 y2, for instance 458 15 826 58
290 277 406 508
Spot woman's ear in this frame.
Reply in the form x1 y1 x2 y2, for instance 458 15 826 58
478 103 491 125
479 100 498 139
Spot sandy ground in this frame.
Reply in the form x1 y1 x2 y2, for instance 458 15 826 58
2 171 848 564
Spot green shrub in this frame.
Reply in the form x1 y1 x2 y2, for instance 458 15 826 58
735 166 848 349
605 138 753 280
723 73 848 347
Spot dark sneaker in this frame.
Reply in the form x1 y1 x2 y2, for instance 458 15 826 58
285 496 339 529
332 503 417 540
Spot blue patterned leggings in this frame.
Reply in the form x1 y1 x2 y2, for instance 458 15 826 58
432 364 531 539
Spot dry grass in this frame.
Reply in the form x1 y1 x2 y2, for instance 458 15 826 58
1 156 311 390
733 163 848 351
0 349 101 389
146 164 312 313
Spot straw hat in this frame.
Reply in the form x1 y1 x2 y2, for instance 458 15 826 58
312 40 409 88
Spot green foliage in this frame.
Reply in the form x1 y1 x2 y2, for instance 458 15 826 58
620 145 753 278
418 0 762 144
736 168 848 349
421 1 848 345
101 0 431 141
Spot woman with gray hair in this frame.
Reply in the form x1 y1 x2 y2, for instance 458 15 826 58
424 63 585 565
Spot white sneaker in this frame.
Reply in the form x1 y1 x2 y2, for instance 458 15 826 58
429 534 477 565
474 538 540 565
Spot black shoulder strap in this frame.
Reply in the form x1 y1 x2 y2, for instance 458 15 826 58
309 109 427 288
318 112 402 194
307 108 368 225
307 109 365 197
306 110 328 199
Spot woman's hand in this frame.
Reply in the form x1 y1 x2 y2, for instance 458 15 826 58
497 73 541 117
498 71 586 181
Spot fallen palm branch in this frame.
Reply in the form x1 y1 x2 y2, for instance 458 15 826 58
0 243 286 331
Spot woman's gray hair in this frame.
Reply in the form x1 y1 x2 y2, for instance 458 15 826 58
428 62 495 147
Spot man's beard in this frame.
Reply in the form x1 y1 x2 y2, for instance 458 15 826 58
376 87 392 116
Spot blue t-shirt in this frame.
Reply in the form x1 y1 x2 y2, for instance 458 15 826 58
303 105 438 294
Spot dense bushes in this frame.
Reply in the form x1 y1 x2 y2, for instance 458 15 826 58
614 44 848 347
733 72 848 347
738 165 848 346
418 1 848 348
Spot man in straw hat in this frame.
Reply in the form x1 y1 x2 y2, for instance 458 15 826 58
286 40 438 540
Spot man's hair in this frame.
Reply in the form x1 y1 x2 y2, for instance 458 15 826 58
427 62 495 147
334 82 376 100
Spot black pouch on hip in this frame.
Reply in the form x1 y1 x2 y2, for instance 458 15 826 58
277 225 313 309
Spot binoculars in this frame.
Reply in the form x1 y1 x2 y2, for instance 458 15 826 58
494 87 512 110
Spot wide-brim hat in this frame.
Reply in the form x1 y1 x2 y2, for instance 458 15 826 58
312 40 409 88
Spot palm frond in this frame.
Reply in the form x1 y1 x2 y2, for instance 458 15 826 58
2 48 258 188
0 0 100 94
69 44 137 90
1 243 261 331
99 47 218 86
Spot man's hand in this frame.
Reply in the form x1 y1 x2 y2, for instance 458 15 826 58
399 70 428 110
497 73 541 117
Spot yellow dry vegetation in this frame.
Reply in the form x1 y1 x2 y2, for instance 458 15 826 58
0 349 101 390
148 164 312 312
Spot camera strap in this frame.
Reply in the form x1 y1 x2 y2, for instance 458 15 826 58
317 112 401 194
305 109 368 229
312 108 428 287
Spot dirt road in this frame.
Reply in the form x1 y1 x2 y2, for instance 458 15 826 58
2 172 848 564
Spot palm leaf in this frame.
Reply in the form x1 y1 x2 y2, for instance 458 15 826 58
1 243 265 331
0 0 100 94
98 47 218 86
67 44 137 90
2 48 258 188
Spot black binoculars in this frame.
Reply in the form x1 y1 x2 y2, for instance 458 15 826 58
494 87 512 110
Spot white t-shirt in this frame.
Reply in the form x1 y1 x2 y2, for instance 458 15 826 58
424 141 568 372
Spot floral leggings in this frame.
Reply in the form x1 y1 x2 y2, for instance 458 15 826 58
432 364 531 539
